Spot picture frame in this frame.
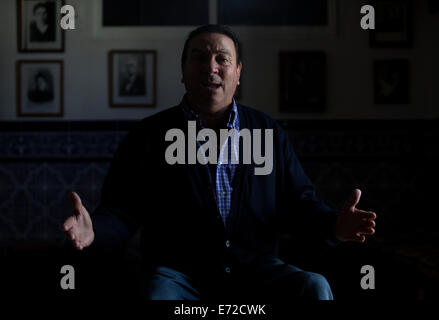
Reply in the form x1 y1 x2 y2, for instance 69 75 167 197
109 50 157 108
93 0 338 40
16 60 64 117
370 0 413 48
373 59 410 104
218 0 329 26
279 51 326 113
17 0 65 52
428 0 439 14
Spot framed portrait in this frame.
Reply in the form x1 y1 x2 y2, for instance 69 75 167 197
109 50 157 108
17 0 65 52
428 0 439 14
16 60 64 117
374 59 410 104
370 0 413 48
279 51 326 113
218 0 329 26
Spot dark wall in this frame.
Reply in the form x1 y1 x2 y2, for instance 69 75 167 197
0 119 437 300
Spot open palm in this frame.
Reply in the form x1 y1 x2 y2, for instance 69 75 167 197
335 189 376 242
63 192 94 250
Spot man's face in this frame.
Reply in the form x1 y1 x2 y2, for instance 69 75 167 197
125 59 138 77
182 33 242 111
36 76 48 91
34 7 48 24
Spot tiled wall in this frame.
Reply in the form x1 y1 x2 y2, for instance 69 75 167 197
0 120 436 247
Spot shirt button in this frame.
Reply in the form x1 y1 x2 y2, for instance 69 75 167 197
221 191 225 196
225 267 231 274
225 240 231 248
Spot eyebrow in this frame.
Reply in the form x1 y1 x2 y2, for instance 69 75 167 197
191 48 232 56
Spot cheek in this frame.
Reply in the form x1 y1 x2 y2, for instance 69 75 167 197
187 70 201 80
182 71 195 84
226 73 239 88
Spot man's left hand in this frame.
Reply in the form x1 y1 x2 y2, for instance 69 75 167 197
335 189 376 242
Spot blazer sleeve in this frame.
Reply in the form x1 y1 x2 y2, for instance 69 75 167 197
91 124 151 247
275 122 340 245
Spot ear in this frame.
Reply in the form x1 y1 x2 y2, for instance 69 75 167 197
237 62 242 86
181 66 185 83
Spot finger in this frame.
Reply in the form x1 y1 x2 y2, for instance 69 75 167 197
359 219 375 228
69 191 83 213
358 227 375 235
343 189 361 210
63 216 76 231
353 234 366 242
67 229 76 241
356 209 376 220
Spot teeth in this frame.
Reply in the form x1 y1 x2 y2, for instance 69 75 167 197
203 83 220 87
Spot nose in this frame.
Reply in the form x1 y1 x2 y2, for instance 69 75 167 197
204 56 219 74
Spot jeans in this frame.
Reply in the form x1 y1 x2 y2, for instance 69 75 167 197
144 257 334 300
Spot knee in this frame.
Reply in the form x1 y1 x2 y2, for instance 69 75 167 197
146 277 182 300
300 272 333 300
143 267 200 300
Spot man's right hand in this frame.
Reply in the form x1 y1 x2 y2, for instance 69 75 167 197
63 192 95 250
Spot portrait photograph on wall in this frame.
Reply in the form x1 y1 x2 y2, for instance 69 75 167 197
429 0 439 13
279 51 326 112
370 0 413 48
17 0 65 52
374 59 410 104
218 0 329 26
109 50 157 108
16 60 64 117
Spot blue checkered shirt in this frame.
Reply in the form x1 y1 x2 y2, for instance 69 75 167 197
181 97 240 227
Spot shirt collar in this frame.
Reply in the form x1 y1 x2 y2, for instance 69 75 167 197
180 95 239 130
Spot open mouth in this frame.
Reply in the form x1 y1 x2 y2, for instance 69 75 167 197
201 82 222 90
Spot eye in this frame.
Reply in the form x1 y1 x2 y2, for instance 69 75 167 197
217 56 230 65
192 53 208 62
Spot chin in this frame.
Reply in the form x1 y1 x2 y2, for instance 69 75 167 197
199 93 222 104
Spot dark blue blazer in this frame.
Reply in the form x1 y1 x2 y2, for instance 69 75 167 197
92 102 339 281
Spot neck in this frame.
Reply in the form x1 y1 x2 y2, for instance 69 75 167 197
36 21 47 30
186 96 233 130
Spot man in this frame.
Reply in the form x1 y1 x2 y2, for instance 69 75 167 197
119 55 146 96
63 25 376 300
29 2 55 42
28 71 54 103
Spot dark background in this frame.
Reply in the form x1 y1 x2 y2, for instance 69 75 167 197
0 0 438 303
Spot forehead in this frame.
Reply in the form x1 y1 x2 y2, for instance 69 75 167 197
188 33 236 56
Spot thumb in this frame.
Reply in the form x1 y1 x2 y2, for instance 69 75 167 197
69 191 83 213
344 188 361 210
